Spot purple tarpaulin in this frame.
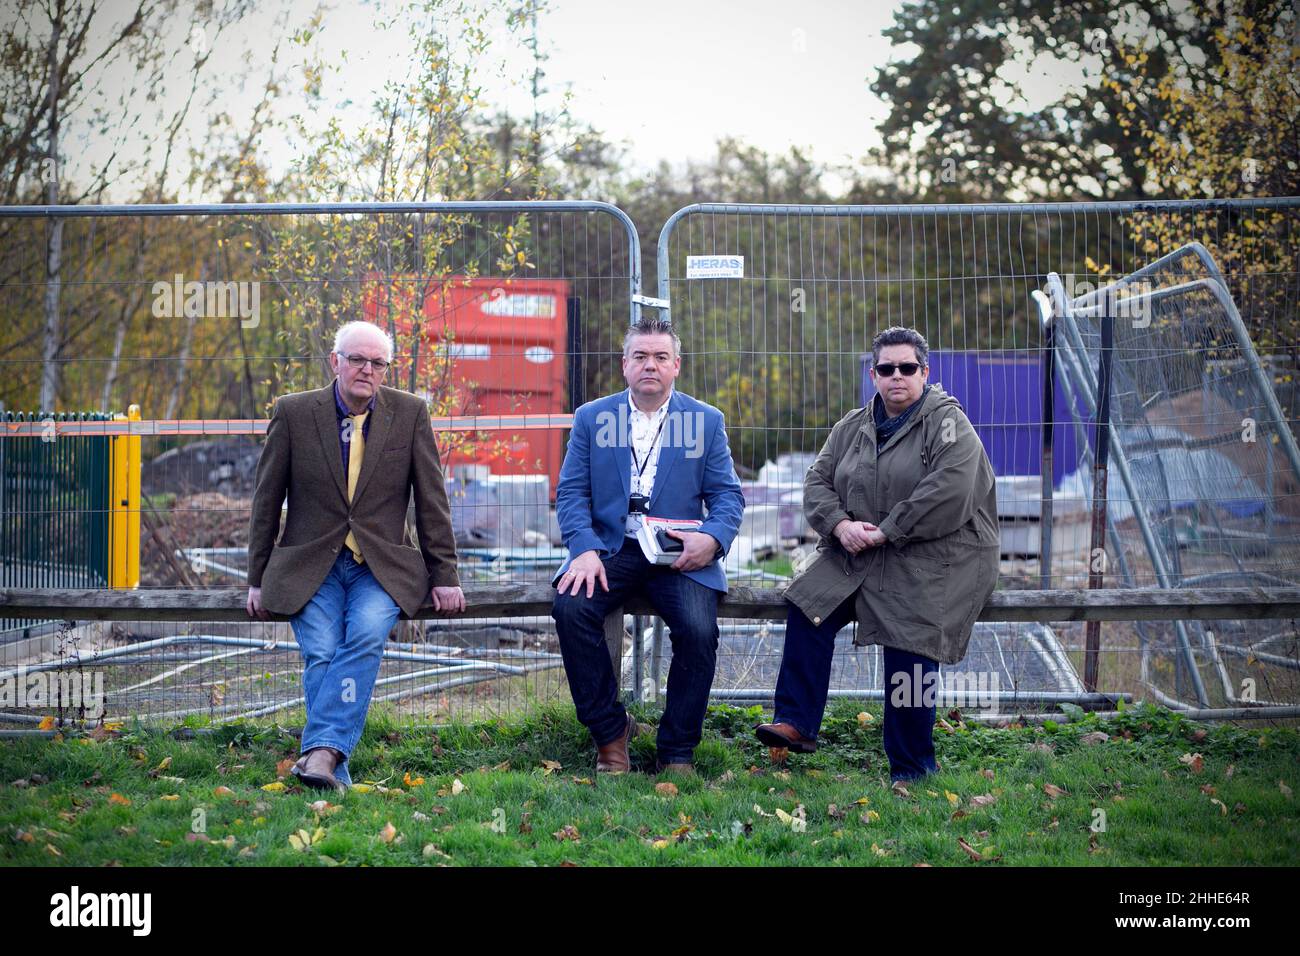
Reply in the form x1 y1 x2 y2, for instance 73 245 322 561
861 350 1089 485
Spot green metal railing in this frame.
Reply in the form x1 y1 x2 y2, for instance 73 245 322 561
1 411 113 641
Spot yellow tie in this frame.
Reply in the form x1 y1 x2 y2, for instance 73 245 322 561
345 411 367 563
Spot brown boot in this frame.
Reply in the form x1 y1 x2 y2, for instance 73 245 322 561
292 747 345 792
754 722 818 754
595 714 637 775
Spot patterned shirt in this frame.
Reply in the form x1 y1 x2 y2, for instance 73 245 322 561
333 379 376 473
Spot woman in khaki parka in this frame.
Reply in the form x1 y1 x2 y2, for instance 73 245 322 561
755 327 999 783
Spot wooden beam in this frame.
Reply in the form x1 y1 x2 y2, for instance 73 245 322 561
2 586 1298 624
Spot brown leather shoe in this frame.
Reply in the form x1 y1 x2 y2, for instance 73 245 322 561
595 714 637 775
292 747 345 792
754 722 817 754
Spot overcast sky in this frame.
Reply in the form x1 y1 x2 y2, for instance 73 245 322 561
69 0 913 199
70 0 1101 200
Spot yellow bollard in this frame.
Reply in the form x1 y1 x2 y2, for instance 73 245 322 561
109 404 141 588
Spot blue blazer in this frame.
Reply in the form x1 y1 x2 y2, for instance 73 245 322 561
553 389 745 592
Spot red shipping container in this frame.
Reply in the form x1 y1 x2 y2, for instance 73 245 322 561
363 276 569 495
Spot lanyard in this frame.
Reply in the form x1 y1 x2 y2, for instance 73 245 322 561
631 406 669 478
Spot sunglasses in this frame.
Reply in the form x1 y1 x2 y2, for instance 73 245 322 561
874 362 924 378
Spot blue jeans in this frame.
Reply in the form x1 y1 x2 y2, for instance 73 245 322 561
552 542 720 765
774 597 940 782
290 551 402 787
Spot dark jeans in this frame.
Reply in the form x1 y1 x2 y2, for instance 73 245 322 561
552 542 719 765
774 596 940 782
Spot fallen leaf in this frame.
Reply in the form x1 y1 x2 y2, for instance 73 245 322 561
450 778 466 796
655 782 679 797
944 790 960 807
413 811 429 822
571 777 594 786
261 782 286 793
403 772 425 787
1280 780 1293 798
980 769 995 780
856 711 874 726
378 822 397 844
1190 728 1208 742
37 716 55 731
1179 752 1205 773
275 758 296 779
45 843 62 857
1200 784 1216 796
185 833 210 844
159 794 179 801
957 837 983 861
775 808 793 824
423 843 451 859
1042 784 1068 799
350 784 374 793
540 760 562 775
1225 764 1235 779
518 813 533 834
552 824 580 842
1080 732 1109 745
862 810 880 823
213 786 235 797
107 793 131 806
1210 798 1228 816
651 838 670 849
970 794 998 808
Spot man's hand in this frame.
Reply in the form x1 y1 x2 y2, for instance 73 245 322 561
668 530 720 572
863 527 887 548
557 550 608 598
833 519 881 555
246 586 269 621
431 585 466 614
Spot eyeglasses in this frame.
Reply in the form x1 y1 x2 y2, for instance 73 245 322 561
339 352 390 372
874 362 923 378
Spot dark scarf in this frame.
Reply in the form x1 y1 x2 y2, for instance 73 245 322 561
874 385 931 449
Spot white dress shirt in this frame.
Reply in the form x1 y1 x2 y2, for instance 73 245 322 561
625 388 672 535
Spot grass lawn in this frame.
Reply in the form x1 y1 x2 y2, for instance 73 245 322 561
1 701 1296 866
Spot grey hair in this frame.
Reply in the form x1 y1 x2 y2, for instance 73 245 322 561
622 316 682 359
870 326 929 368
333 320 395 363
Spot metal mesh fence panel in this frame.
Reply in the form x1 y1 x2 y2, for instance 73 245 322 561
1 202 637 727
655 200 1300 713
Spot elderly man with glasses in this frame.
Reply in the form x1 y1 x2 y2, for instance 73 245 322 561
246 320 464 791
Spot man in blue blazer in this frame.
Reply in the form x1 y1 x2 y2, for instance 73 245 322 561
552 316 745 775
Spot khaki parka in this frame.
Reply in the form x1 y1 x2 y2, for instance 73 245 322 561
783 385 999 664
